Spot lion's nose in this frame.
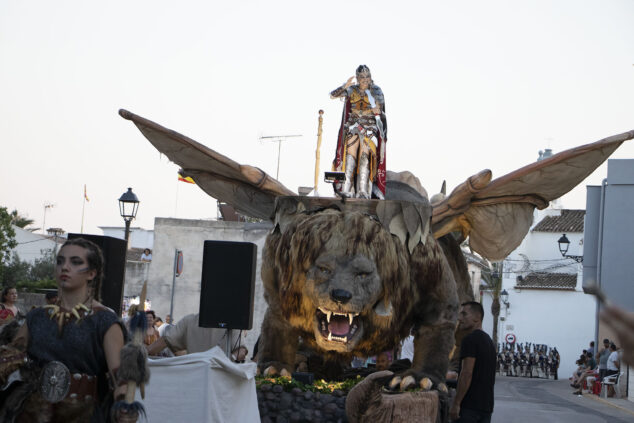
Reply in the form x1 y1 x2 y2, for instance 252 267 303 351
330 289 352 304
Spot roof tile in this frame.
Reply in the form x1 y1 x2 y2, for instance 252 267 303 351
532 209 585 233
514 272 577 290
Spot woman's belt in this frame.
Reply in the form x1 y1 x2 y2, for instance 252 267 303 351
40 361 98 403
69 372 98 401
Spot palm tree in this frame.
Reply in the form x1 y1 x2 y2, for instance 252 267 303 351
490 262 504 346
9 210 38 232
482 261 503 346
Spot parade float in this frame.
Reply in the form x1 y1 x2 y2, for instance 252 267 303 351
120 66 633 422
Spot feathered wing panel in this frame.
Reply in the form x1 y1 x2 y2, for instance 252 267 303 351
119 109 295 220
432 130 634 260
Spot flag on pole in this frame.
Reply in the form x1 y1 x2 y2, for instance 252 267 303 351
178 173 195 184
84 184 90 202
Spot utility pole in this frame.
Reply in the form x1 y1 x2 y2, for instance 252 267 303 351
259 134 302 180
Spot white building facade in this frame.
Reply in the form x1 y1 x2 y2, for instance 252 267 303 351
482 209 595 379
98 226 154 250
10 225 59 263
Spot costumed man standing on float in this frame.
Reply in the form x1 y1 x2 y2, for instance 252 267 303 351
330 65 387 199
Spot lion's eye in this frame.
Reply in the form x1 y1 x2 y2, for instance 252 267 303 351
356 272 370 279
317 266 331 276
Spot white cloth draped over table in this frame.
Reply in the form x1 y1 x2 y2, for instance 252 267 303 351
137 347 260 422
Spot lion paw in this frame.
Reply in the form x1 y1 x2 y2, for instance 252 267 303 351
388 371 442 392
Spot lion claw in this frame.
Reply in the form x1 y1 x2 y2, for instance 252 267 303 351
437 382 448 393
419 377 432 391
388 376 402 390
262 365 291 378
263 366 278 377
400 375 416 391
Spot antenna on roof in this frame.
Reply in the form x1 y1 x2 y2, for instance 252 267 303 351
259 134 302 180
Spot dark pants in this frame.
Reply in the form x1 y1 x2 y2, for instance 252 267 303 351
599 368 607 380
454 408 492 423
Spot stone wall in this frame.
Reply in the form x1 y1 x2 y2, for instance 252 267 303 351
257 384 347 423
123 260 151 299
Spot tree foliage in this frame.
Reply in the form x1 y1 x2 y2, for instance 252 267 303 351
1 207 55 291
1 250 56 292
9 209 37 231
0 207 17 282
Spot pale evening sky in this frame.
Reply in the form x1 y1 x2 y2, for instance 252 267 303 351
1 0 633 237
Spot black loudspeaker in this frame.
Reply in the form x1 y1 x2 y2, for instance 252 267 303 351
67 233 127 315
199 240 257 330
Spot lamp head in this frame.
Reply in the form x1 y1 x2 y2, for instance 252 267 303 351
118 187 140 221
557 233 570 257
500 289 509 306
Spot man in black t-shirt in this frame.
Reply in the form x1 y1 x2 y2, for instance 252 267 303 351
450 301 496 422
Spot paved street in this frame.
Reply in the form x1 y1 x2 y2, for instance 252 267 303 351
492 376 634 423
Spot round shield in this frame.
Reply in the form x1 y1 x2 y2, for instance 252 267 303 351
40 361 71 403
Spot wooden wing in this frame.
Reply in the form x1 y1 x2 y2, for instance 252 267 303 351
432 130 634 260
119 109 295 220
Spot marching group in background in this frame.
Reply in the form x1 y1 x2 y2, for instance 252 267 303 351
496 342 560 379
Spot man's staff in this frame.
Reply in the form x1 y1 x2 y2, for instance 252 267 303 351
314 110 324 194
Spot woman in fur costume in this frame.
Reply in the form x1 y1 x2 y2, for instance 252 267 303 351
0 238 132 422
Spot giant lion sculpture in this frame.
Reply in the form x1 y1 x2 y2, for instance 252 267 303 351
119 109 632 396
260 192 462 390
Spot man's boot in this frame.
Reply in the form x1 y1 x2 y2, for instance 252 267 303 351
340 154 356 198
356 153 371 199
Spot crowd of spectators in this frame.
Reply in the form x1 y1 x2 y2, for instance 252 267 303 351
570 338 621 397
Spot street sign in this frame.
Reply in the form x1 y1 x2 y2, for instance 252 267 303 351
505 333 516 344
170 249 183 320
176 250 184 276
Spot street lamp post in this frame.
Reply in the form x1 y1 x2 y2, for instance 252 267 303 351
118 188 140 248
500 289 510 309
557 233 583 263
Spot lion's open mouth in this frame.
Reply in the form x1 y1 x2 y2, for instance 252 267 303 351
315 307 361 343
